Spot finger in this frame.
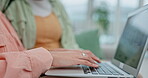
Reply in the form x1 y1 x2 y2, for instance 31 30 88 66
91 53 101 63
78 55 96 64
84 50 101 63
78 60 99 67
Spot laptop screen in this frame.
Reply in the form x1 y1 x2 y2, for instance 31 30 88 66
114 9 148 69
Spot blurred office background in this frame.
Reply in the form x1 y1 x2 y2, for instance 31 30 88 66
60 0 148 77
60 0 148 59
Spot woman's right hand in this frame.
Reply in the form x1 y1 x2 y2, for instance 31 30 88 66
50 49 101 68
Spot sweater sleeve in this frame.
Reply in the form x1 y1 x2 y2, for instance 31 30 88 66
0 47 53 78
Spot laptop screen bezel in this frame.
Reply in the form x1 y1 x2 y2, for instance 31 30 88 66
111 4 148 77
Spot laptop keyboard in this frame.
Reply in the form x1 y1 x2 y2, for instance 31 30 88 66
82 63 123 75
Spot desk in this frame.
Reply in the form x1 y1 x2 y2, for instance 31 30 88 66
41 58 148 78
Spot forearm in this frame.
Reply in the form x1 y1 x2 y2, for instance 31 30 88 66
0 47 53 78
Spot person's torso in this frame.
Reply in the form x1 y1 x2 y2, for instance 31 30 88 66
27 0 62 50
34 12 62 50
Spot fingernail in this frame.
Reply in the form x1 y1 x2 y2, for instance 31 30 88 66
93 64 99 67
94 61 97 63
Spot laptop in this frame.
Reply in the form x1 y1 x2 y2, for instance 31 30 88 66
45 5 148 78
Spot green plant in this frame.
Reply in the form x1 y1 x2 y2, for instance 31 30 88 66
93 2 109 34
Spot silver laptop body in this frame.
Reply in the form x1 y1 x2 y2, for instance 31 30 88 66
45 5 148 78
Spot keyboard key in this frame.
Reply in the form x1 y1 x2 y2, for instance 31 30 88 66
100 66 112 75
82 63 124 75
103 63 123 75
96 67 106 74
82 66 90 74
89 67 98 75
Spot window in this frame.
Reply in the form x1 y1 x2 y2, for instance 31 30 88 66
61 0 88 22
61 0 143 45
119 0 139 35
144 0 148 5
61 0 89 33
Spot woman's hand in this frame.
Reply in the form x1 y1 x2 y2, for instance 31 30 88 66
50 49 101 68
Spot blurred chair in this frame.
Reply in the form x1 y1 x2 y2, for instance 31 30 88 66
75 29 104 59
